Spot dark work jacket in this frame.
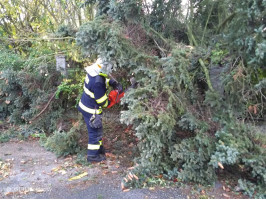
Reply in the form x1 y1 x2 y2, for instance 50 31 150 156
78 74 109 118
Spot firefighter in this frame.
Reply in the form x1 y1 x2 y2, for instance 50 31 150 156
77 57 122 162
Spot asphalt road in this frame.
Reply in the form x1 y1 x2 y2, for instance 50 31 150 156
24 176 186 199
0 140 186 199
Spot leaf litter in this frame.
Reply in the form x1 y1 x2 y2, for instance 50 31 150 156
0 159 13 181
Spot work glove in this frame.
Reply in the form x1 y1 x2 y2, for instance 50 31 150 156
109 79 123 93
89 114 102 129
115 83 123 93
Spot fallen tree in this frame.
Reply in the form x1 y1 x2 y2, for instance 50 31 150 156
75 0 266 198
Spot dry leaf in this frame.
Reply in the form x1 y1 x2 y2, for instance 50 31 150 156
123 189 130 192
106 153 116 159
133 174 139 180
123 178 128 183
254 105 257 114
59 170 67 175
129 143 134 147
36 189 45 193
102 170 109 175
248 105 253 113
112 136 118 142
127 175 133 181
223 193 230 198
68 172 88 181
233 67 244 81
101 165 108 169
52 166 61 172
218 162 224 169
111 171 118 174
20 160 27 164
72 121 80 127
121 182 125 190
4 192 14 196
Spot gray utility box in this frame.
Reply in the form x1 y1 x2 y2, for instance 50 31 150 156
56 54 68 77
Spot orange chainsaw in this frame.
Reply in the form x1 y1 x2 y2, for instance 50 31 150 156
107 77 137 108
107 90 125 108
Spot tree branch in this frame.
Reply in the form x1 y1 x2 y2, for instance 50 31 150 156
217 12 236 33
30 91 56 122
199 58 214 92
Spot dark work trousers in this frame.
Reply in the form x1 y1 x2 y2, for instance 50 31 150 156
83 114 103 157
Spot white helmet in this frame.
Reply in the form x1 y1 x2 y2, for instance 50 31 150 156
85 57 112 77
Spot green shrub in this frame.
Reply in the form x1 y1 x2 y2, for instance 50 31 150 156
238 179 266 199
0 47 24 71
44 129 81 157
171 134 216 184
41 118 85 157
0 127 18 143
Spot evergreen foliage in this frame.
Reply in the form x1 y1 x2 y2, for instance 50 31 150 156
41 124 83 157
75 0 266 197
0 59 62 130
224 0 266 68
171 134 216 184
0 0 265 198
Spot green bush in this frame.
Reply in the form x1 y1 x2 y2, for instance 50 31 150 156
238 179 266 199
40 118 85 157
0 127 20 143
0 47 24 71
171 134 216 184
0 67 64 131
43 129 81 157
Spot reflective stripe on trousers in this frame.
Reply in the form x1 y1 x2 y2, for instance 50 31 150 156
87 140 103 150
83 114 103 156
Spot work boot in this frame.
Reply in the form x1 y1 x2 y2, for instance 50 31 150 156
99 146 106 155
87 154 106 163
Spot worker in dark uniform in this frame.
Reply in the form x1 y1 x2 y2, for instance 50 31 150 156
77 57 122 162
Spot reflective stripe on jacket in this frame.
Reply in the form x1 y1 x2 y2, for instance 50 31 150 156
78 74 109 116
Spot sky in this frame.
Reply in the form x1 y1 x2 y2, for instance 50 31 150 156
146 0 189 16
